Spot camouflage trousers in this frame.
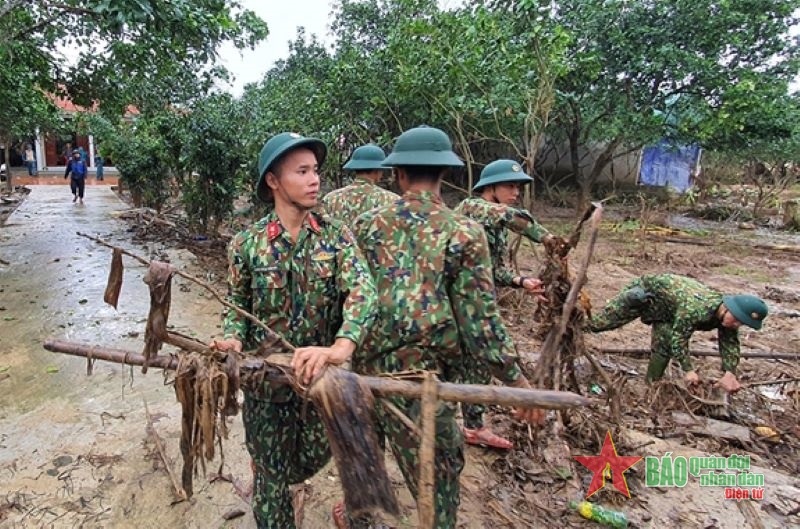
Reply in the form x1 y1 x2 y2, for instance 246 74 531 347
588 278 675 381
349 396 465 529
462 364 490 430
242 390 331 529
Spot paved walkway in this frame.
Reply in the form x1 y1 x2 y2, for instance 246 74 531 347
0 185 254 527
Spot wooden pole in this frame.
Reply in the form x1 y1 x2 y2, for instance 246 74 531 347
417 372 438 529
596 347 800 361
43 339 597 410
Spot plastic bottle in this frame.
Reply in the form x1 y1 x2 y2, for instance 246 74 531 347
568 500 628 529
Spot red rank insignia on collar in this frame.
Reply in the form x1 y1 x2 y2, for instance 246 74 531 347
266 221 281 241
307 213 321 233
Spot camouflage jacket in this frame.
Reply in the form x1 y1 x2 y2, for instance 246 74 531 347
454 197 550 287
352 189 522 384
599 274 739 374
223 210 378 400
321 177 399 223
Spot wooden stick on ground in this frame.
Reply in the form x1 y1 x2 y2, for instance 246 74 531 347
745 377 800 388
417 372 438 529
144 400 188 502
596 347 800 361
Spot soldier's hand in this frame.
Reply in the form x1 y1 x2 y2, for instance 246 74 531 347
508 376 547 426
714 371 741 394
513 407 546 426
520 277 544 294
292 338 356 385
519 277 548 303
210 338 242 353
684 370 701 386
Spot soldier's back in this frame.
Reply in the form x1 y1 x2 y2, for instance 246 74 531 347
354 190 485 376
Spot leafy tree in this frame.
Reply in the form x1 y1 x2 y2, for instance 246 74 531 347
0 8 61 188
89 113 173 210
182 94 246 233
0 0 268 129
528 0 800 209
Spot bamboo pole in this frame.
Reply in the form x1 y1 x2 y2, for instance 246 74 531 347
417 372 437 529
43 339 596 410
596 347 800 361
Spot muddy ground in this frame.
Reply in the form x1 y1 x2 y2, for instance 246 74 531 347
1 180 799 528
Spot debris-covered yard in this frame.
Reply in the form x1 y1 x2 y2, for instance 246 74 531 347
1 183 798 528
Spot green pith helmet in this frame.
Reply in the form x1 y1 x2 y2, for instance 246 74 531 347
343 144 387 171
382 126 464 167
473 159 533 192
256 132 326 202
722 294 769 330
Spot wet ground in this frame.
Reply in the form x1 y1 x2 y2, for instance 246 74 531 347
0 185 256 527
1 184 799 528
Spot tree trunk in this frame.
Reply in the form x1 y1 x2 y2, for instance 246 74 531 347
577 137 622 213
568 120 582 212
2 135 12 191
783 199 800 230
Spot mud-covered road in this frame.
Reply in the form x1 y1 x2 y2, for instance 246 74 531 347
0 185 257 527
1 184 798 529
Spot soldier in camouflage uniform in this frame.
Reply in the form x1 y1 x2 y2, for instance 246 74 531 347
343 126 545 529
587 273 768 393
321 143 398 222
455 159 565 449
213 132 378 529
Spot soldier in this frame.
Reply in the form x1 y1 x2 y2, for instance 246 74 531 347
456 159 562 293
212 132 378 529
342 126 545 529
587 273 768 393
321 143 398 222
455 158 565 449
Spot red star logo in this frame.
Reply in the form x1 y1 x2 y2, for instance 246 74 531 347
574 431 642 498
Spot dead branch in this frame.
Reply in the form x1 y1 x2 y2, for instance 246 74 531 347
77 231 294 353
144 400 188 502
645 235 716 247
596 347 800 361
745 377 800 388
43 339 596 410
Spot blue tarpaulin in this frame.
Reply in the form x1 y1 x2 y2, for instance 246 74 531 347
639 140 701 193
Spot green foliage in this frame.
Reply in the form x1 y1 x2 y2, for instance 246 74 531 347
182 94 245 233
0 1 268 121
89 114 172 210
529 0 800 206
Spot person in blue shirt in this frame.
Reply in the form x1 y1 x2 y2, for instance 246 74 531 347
64 149 88 204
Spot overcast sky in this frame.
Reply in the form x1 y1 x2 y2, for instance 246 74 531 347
216 0 335 96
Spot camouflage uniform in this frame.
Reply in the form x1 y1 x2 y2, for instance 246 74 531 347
587 274 740 380
452 197 550 428
454 197 550 288
223 210 377 529
352 189 524 528
321 176 399 222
